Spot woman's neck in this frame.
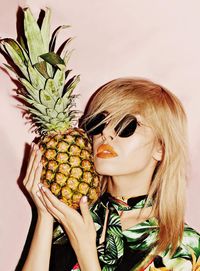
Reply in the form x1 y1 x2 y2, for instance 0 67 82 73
107 172 152 198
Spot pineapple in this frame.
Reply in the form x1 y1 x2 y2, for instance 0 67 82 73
0 8 100 209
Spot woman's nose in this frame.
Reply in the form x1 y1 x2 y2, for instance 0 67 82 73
101 125 115 141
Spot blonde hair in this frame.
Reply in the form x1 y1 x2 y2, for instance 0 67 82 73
82 77 188 254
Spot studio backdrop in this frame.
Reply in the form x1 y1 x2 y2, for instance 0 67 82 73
0 1 200 270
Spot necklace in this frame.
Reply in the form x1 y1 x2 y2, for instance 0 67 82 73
104 192 152 210
114 195 135 201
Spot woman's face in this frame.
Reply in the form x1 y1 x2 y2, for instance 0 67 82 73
92 114 162 177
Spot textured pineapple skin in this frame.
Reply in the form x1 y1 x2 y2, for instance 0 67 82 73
39 127 100 209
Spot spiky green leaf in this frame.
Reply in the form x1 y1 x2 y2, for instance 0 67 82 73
46 108 58 118
33 102 47 115
57 37 74 57
65 69 72 80
45 78 59 101
41 8 51 52
34 61 49 79
39 89 56 108
64 49 74 66
1 41 29 78
24 8 46 64
63 75 80 99
40 12 54 77
3 63 16 74
49 118 60 125
3 38 29 63
19 78 40 103
22 96 37 105
53 65 65 96
54 97 64 112
49 25 70 52
57 112 66 120
27 62 46 89
19 36 27 51
40 52 65 66
29 108 50 122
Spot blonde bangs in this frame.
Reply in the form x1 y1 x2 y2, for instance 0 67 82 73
83 78 162 129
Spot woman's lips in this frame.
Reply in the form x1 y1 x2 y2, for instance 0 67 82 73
96 144 118 158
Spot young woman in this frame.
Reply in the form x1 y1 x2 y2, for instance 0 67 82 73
22 78 200 271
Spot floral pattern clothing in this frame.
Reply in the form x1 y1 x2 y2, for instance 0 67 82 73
51 193 200 271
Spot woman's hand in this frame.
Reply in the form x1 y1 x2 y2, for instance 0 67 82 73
37 185 101 270
23 144 53 220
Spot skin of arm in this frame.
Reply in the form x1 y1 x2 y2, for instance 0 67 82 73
22 144 54 271
22 214 53 271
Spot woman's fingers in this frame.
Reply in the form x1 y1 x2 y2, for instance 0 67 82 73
25 147 42 192
32 162 43 192
34 188 54 219
79 196 93 226
39 186 65 221
36 189 46 208
37 185 95 239
22 144 54 217
23 144 37 186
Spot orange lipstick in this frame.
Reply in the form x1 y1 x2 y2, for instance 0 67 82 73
96 144 118 158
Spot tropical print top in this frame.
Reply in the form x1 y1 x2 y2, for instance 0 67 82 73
51 192 200 271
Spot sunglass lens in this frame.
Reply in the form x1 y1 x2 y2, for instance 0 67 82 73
84 112 107 135
115 115 137 137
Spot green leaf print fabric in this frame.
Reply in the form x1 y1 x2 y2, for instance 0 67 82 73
91 193 199 270
53 192 200 271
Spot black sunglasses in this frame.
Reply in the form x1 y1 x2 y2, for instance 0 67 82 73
81 112 139 138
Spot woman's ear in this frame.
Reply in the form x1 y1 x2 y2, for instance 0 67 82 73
152 140 163 162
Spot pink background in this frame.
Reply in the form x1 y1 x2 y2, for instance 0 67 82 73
0 1 200 270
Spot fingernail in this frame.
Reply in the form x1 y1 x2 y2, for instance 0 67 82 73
38 183 43 189
41 186 47 192
36 191 41 197
82 196 88 203
34 144 38 150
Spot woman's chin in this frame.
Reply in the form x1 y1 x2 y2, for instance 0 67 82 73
94 157 126 176
94 164 119 176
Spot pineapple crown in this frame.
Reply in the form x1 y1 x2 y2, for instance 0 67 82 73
0 8 80 135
